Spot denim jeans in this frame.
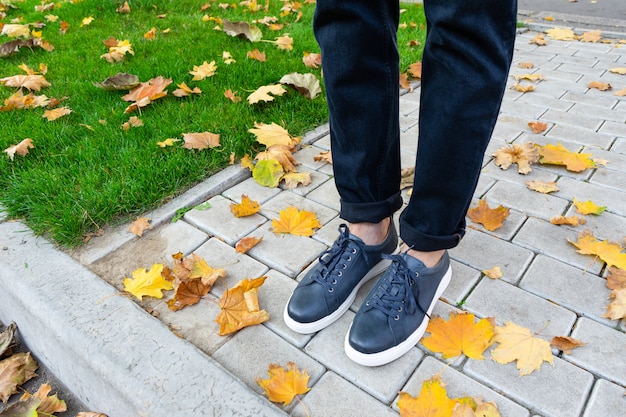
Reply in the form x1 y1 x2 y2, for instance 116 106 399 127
314 0 517 251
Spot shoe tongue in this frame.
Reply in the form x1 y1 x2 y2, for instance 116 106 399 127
401 252 426 272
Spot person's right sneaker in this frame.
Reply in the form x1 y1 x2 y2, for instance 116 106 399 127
345 250 451 366
284 221 398 334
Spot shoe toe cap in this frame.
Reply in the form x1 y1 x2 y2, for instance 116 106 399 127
287 284 330 323
348 309 395 354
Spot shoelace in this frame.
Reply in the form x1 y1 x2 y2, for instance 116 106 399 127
312 224 366 293
366 253 428 320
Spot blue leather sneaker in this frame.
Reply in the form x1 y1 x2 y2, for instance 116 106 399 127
284 221 398 334
345 250 451 366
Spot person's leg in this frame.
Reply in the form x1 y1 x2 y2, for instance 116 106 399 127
346 0 518 366
284 0 403 334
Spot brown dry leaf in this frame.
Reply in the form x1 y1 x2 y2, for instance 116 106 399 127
100 39 134 63
0 352 38 402
281 172 312 190
272 206 321 237
408 61 422 79
247 48 266 62
483 266 503 280
1 24 32 38
491 322 554 376
538 143 596 172
529 33 548 46
223 19 263 42
42 106 71 121
247 84 287 104
236 236 263 254
279 72 321 99
272 33 293 50
128 217 152 237
492 142 539 174
20 383 67 414
518 62 535 69
0 74 50 91
313 150 332 164
513 83 536 93
1 91 49 110
94 73 141 90
422 313 495 359
467 200 509 231
121 76 172 113
588 81 612 91
0 323 16 358
76 413 109 417
224 89 241 102
230 195 261 217
302 52 321 68
256 362 311 406
550 215 585 226
606 267 626 290
172 82 202 97
604 288 626 320
171 252 226 286
182 132 220 150
123 264 173 300
116 1 131 13
215 276 269 335
526 180 559 194
528 121 548 133
546 27 576 41
580 30 602 42
551 336 586 354
190 61 217 80
248 122 300 148
573 198 606 215
4 138 34 161
569 231 626 270
255 144 298 172
59 21 69 34
398 376 457 417
240 154 255 171
144 27 157 40
167 279 212 311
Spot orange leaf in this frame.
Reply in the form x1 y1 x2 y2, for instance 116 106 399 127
271 206 321 237
422 313 495 359
588 81 612 91
121 76 171 113
172 82 201 97
467 200 509 231
182 132 220 150
491 322 554 376
518 62 535 69
569 231 626 270
302 52 321 68
144 27 157 40
313 150 332 164
529 33 547 45
408 61 422 79
398 377 457 417
550 215 585 226
224 89 241 102
256 362 311 406
215 276 269 335
235 236 263 254
127 217 152 237
247 48 266 62
21 383 67 414
273 33 293 50
400 72 411 89
492 142 539 174
550 336 586 354
4 138 34 161
230 195 261 217
528 121 548 133
42 106 72 121
526 180 559 194
513 83 535 93
538 143 596 172
255 144 299 172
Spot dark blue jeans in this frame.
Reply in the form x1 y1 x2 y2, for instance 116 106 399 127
314 0 517 251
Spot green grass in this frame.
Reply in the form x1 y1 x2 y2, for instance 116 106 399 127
0 0 426 246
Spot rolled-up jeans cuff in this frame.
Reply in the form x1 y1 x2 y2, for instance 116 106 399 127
339 192 403 224
399 217 466 251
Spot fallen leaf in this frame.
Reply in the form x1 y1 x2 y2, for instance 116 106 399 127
230 195 261 217
526 180 559 194
256 362 311 406
0 323 16 359
121 76 172 113
545 27 576 41
253 159 284 187
167 279 213 311
182 132 221 150
80 16 94 27
0 91 50 111
171 252 226 286
492 142 539 174
248 122 300 148
236 236 263 254
1 24 32 38
76 413 108 417
551 336 586 354
569 231 626 270
491 322 554 376
588 81 612 91
0 74 50 91
0 396 41 417
123 263 173 300
271 206 321 236
128 217 152 237
143 27 157 40
116 1 131 13
256 144 298 172
528 121 548 133
398 377 457 417
550 215 585 226
222 51 236 64
215 276 269 335
573 198 606 215
401 167 415 191
513 83 535 93
313 150 332 164
272 33 293 50
223 19 263 42
20 383 67 414
529 33 547 46
281 172 312 190
240 154 255 171
538 143 596 172
4 138 34 161
0 352 39 402
302 52 321 68
606 267 626 290
609 68 626 75
224 89 241 102
190 61 217 80
580 30 602 43
100 39 134 63
247 48 266 62
512 73 545 82
604 288 626 320
172 82 202 97
279 72 321 99
422 313 494 359
615 88 626 97
408 61 422 79
93 73 140 90
157 138 180 147
518 62 535 69
483 266 502 280
42 107 71 121
247 84 287 104
467 200 509 231
0 39 39 58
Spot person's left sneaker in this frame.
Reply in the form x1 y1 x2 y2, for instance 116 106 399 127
345 250 451 366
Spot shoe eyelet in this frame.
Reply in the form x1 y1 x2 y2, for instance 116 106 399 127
397 307 402 312
347 256 352 262
342 264 347 269
332 279 337 285
394 315 400 321
328 288 334 293
337 271 343 277
351 248 357 254
365 301 370 306
409 278 415 285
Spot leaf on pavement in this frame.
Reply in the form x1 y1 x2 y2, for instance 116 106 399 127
253 159 284 188
604 288 626 321
569 231 626 270
580 30 602 43
0 395 41 417
171 252 226 286
313 150 332 164
545 27 576 41
537 143 596 172
467 200 509 231
230 195 261 217
550 215 585 226
42 107 71 121
526 180 559 194
482 266 502 280
20 383 67 414
279 72 321 99
215 276 269 335
529 33 547 46
513 83 535 93
272 206 320 237
236 236 263 254
4 138 34 161
573 198 606 215
0 74 50 91
588 81 612 91
398 376 457 417
128 217 152 237
93 73 140 90
281 172 312 190
189 61 217 80
422 313 495 360
123 264 173 300
491 322 554 376
492 142 539 174
167 279 213 312
0 352 39 402
550 336 586 354
606 267 626 290
609 67 626 75
247 84 287 104
0 323 16 359
256 362 311 406
527 121 548 133
512 73 545 82
182 132 220 150
255 144 298 172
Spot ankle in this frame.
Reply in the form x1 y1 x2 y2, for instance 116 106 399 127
401 245 445 268
348 218 391 246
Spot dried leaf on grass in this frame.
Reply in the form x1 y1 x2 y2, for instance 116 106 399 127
121 76 172 113
256 362 311 406
182 132 220 150
279 72 321 99
247 84 287 104
42 106 71 121
4 138 34 161
189 61 217 80
223 19 263 42
467 200 509 231
491 322 554 376
248 122 300 148
0 74 50 91
94 73 140 90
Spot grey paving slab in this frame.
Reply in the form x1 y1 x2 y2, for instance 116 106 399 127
305 178 341 212
499 99 549 120
564 202 626 242
399 97 419 117
566 317 626 385
300 123 330 146
212 324 326 400
520 255 616 327
492 114 532 142
260 190 339 226
513 91 573 112
438 260 482 306
584 146 626 173
543 122 616 149
292 143 330 171
613 137 626 154
551 54 600 68
449 228 535 283
569 102 626 123
292 372 398 417
312 215 344 247
582 379 626 417
481 158 559 187
223 176 282 204
474 175 496 198
615 101 626 115
561 91 620 108
279 168 332 197
400 115 419 132
400 126 419 155
304 311 423 404
184 194 268 246
556 175 626 216
483 180 569 221
464 353 593 417
540 108 605 130
556 62 607 77
397 356 530 417
599 119 626 138
314 134 331 150
464 277 578 337
512 217 604 274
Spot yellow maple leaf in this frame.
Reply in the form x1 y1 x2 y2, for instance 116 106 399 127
492 143 539 174
491 322 554 376
42 107 72 121
467 200 509 231
248 122 300 148
123 264 173 300
127 217 152 237
512 73 545 82
80 16 94 27
538 143 596 172
422 313 495 359
190 60 217 80
256 362 311 406
182 132 220 150
100 39 134 63
545 27 576 41
271 206 321 237
573 198 606 215
569 231 626 270
4 138 34 161
526 180 559 194
398 377 457 417
215 276 269 335
281 172 312 190
230 194 261 217
247 84 287 104
157 138 180 147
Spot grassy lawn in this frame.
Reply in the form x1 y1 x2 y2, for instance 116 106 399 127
0 0 426 246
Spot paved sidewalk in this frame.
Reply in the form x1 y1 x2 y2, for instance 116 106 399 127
1 28 626 417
